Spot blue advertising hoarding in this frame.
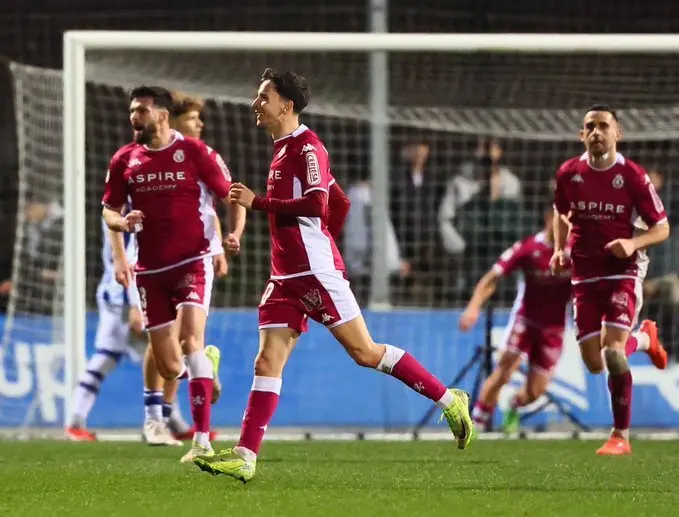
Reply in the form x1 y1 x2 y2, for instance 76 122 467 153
1 310 678 429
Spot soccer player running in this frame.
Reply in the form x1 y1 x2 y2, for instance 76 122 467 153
193 69 473 483
136 92 226 442
65 215 147 441
551 104 669 456
459 205 572 434
102 86 246 462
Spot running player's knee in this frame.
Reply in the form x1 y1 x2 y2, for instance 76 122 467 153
156 356 183 380
582 355 604 374
179 335 201 355
350 342 384 368
603 347 629 375
254 349 286 377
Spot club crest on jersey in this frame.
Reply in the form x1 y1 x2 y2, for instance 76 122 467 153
612 174 624 189
301 288 324 311
173 149 185 163
305 152 321 186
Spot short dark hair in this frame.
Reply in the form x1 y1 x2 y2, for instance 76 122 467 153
585 103 618 121
129 85 174 111
261 68 310 114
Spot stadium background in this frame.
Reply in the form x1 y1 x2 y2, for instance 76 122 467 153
0 0 679 432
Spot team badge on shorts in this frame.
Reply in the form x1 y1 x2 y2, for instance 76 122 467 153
611 291 629 308
176 273 196 289
301 288 324 311
173 149 185 163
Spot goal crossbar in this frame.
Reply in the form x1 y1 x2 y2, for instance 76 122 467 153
61 30 679 426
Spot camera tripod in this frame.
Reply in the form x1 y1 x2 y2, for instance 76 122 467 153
411 305 589 434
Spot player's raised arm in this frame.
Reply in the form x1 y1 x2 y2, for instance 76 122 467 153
460 240 522 331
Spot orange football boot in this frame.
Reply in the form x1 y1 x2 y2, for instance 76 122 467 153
639 320 668 370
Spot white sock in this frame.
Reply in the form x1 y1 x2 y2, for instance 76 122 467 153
70 350 120 426
143 390 163 421
193 431 211 448
234 445 257 462
435 389 455 410
633 331 650 351
185 351 213 380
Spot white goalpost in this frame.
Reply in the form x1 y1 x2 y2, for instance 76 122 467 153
11 30 679 430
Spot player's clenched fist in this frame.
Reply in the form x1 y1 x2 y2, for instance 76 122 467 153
229 183 255 209
605 238 636 259
123 209 145 232
223 232 241 256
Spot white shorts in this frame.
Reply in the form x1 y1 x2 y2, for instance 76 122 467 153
94 283 144 357
258 270 361 333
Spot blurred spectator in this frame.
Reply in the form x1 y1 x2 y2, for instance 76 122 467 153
344 178 410 306
2 197 63 315
438 137 521 256
642 169 679 360
389 141 444 305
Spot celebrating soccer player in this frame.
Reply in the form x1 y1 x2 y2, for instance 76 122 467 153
459 205 572 433
102 86 246 462
136 92 225 443
192 69 474 482
551 104 669 455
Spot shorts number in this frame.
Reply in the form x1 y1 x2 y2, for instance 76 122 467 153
260 282 275 306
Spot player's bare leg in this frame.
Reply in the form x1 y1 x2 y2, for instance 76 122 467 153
172 304 219 463
503 367 551 434
194 327 298 482
141 342 182 447
330 315 474 448
595 325 634 455
472 350 522 430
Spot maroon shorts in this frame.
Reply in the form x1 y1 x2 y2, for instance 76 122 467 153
135 257 214 331
572 278 642 342
258 271 361 333
503 318 564 375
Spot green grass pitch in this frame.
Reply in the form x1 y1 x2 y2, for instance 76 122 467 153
1 440 677 516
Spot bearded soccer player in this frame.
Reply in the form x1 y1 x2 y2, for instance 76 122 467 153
102 86 246 462
137 92 226 442
192 69 473 482
551 104 669 455
459 205 572 433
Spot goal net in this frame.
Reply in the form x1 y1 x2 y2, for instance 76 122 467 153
3 33 679 432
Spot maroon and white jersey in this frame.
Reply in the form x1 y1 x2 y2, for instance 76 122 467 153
266 125 345 278
102 131 232 274
493 231 572 330
554 152 667 284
